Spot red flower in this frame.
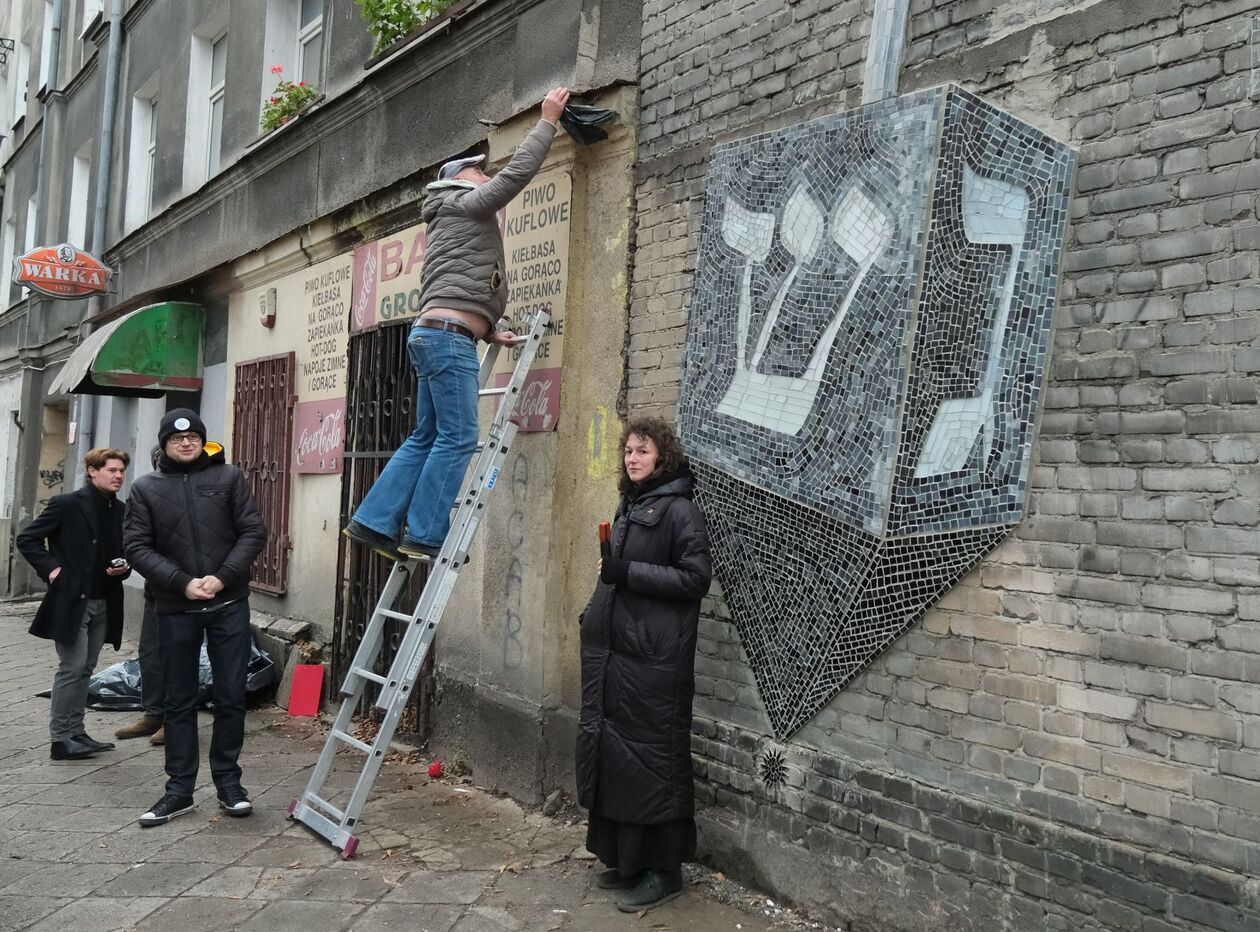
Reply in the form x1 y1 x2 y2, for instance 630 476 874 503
270 63 284 75
298 81 306 87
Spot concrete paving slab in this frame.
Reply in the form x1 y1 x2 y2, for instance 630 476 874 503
0 895 69 931
0 605 831 932
132 896 266 931
234 898 368 932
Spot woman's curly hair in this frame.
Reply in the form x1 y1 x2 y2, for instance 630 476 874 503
618 416 686 493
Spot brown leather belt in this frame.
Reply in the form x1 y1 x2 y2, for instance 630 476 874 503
415 317 476 341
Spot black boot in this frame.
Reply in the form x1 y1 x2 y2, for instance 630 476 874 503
615 868 683 912
50 739 97 760
74 733 116 752
596 867 641 890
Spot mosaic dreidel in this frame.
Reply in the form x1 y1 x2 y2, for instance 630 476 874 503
678 85 1076 738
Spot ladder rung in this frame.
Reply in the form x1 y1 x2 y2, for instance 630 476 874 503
478 386 509 397
306 793 346 821
331 729 373 754
378 609 414 623
350 666 387 685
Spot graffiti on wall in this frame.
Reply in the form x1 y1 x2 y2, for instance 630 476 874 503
678 86 1076 738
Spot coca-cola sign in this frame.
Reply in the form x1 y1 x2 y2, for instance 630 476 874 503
292 398 346 473
492 368 561 432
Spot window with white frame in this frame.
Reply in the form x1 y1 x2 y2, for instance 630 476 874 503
184 9 230 191
260 0 322 115
38 0 54 91
298 0 323 85
25 195 37 252
67 146 91 248
81 0 103 35
207 34 226 174
12 42 31 127
0 216 16 308
126 78 159 229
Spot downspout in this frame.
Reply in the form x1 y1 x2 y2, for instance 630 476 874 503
31 0 64 255
26 0 65 352
73 0 124 463
862 0 911 104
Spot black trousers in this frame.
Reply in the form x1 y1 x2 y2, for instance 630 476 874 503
139 598 165 719
158 600 251 796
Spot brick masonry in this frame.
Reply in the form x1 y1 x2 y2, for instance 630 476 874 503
630 0 1260 928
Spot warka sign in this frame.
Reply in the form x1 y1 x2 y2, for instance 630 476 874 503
15 243 113 299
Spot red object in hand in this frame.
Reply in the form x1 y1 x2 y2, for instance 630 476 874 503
598 522 611 561
428 760 444 779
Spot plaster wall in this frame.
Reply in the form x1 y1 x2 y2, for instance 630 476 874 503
430 84 638 800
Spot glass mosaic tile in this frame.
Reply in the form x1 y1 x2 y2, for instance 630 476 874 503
678 85 1076 738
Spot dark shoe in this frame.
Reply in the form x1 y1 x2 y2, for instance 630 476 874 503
115 715 163 739
50 739 96 760
616 869 683 913
139 793 195 826
342 521 404 561
217 785 253 817
597 867 642 890
399 537 441 560
73 733 115 752
149 725 165 746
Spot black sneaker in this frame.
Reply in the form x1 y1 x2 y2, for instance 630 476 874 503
615 868 683 913
342 521 404 561
218 785 253 817
73 733 116 752
399 537 441 560
139 793 195 827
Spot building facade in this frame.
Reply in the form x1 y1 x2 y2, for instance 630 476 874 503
0 0 642 797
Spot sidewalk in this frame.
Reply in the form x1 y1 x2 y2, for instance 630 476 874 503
0 601 823 932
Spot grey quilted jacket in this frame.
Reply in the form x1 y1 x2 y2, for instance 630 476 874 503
124 444 267 614
416 120 558 331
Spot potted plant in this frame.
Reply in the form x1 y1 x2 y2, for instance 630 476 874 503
261 64 319 133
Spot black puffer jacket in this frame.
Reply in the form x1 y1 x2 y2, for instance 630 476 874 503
577 464 713 825
123 443 267 614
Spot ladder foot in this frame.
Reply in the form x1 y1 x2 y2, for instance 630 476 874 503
287 798 298 819
342 836 360 860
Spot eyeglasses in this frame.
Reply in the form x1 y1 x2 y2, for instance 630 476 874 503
168 432 203 445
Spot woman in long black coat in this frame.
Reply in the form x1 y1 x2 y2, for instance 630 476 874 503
577 416 713 913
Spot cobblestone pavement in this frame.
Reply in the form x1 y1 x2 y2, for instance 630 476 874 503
0 601 819 932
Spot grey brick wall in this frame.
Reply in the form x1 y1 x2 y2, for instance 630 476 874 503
632 0 1260 928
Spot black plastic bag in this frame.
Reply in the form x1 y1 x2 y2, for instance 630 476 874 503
561 103 618 145
71 638 277 710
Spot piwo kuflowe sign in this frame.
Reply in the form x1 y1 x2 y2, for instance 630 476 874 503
14 244 113 299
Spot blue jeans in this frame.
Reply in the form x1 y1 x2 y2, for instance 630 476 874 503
352 326 480 547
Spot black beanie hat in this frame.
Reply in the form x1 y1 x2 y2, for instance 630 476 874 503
159 408 207 446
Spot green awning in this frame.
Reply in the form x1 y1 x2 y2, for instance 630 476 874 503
49 302 205 398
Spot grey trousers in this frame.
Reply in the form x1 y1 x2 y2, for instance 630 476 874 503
50 598 108 742
138 598 165 719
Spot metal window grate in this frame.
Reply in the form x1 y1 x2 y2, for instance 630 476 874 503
334 322 433 737
233 352 296 594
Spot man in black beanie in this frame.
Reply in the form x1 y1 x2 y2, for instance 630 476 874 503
124 408 267 826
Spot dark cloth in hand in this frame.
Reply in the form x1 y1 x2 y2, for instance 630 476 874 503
600 555 630 587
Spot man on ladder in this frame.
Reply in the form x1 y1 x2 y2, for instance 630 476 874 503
343 85 571 562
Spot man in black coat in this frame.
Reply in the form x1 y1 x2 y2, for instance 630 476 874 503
16 448 133 760
124 409 267 827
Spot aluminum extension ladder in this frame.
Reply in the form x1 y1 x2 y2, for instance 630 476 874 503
289 308 550 859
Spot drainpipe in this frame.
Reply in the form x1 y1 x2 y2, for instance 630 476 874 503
862 0 911 104
31 0 64 256
73 0 124 464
